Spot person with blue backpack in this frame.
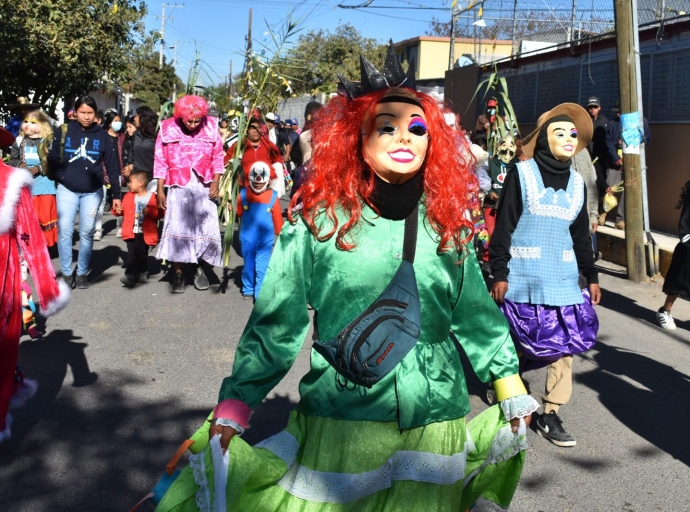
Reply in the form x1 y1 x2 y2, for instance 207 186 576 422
236 161 284 301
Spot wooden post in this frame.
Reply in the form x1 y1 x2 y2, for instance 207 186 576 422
614 0 646 282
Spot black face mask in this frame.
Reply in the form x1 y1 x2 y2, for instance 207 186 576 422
534 115 574 176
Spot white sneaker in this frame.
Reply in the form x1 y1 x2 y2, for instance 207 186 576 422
656 308 677 330
93 229 102 241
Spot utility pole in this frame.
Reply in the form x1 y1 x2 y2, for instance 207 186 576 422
159 3 184 69
247 8 253 75
633 0 659 275
449 2 457 70
570 0 578 54
614 0 646 281
169 42 179 102
511 0 519 57
229 59 233 98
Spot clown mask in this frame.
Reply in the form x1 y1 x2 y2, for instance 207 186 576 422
249 161 271 194
547 121 578 161
21 118 42 139
362 101 429 184
497 135 516 164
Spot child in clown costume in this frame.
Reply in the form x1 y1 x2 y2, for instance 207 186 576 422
236 161 284 300
154 43 538 512
0 127 71 442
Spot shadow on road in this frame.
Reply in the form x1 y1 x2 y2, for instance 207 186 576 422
0 329 210 512
597 287 690 347
576 338 690 467
88 244 127 282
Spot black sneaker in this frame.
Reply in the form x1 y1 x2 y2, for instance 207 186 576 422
138 273 149 283
63 275 75 290
172 272 185 294
120 274 137 288
75 274 89 289
536 411 576 447
194 267 209 291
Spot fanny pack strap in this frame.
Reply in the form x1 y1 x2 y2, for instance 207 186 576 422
402 205 419 264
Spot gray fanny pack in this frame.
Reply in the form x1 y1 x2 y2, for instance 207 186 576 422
313 206 422 388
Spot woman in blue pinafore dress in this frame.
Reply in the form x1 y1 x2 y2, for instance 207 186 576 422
489 103 602 448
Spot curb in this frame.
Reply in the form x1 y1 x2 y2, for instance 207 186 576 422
596 225 676 277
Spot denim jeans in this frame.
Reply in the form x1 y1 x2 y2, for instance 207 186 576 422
56 184 104 276
94 185 107 231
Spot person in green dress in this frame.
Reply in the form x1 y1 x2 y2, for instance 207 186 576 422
154 44 539 512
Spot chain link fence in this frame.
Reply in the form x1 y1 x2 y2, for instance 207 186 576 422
447 0 688 63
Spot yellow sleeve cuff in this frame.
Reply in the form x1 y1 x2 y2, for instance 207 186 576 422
493 374 527 401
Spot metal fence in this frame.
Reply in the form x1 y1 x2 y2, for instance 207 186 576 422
472 12 690 125
448 0 688 63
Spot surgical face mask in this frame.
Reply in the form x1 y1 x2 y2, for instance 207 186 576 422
111 121 123 132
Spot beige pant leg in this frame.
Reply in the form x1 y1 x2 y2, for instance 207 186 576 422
542 356 573 414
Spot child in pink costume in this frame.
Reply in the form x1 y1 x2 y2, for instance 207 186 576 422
0 128 71 441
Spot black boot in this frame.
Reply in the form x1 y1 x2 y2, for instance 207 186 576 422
172 271 184 293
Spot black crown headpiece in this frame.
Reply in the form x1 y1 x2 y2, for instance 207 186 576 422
338 40 417 100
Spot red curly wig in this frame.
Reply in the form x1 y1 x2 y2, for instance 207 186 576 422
289 88 478 253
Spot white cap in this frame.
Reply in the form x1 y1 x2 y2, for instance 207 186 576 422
265 112 277 122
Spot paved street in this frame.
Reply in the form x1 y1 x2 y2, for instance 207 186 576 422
1 204 690 511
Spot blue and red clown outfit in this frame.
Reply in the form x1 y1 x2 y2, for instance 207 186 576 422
236 161 284 299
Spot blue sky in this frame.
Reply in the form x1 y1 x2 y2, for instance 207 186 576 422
142 0 447 87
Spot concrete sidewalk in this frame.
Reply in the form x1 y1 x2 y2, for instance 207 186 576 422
596 222 678 277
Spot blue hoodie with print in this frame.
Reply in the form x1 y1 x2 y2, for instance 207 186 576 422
47 121 122 199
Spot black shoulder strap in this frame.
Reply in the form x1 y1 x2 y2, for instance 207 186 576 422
402 204 419 264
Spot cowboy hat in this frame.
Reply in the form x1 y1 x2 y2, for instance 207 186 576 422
522 103 592 159
0 126 16 148
7 96 40 110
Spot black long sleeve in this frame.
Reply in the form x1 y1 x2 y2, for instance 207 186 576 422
489 168 521 282
489 168 598 284
102 134 122 199
570 194 598 284
606 119 621 169
132 132 155 179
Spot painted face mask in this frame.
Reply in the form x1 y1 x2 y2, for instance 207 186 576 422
249 161 271 193
497 134 516 164
547 121 578 161
362 101 429 183
21 118 42 138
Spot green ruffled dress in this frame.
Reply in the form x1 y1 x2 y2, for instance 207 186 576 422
156 205 528 512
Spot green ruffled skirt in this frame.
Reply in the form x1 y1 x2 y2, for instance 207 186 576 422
156 405 526 512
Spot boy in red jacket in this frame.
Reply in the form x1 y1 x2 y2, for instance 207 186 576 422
113 171 164 287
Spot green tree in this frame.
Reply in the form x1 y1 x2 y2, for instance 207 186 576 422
124 52 184 112
280 24 387 95
0 0 148 116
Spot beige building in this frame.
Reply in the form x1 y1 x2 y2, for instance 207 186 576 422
394 36 514 87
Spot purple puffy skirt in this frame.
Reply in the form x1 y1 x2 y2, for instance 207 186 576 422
499 290 599 372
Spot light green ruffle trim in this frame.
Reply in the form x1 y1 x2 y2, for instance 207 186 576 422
155 405 527 512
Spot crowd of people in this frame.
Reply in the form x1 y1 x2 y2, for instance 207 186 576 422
1 40 689 512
